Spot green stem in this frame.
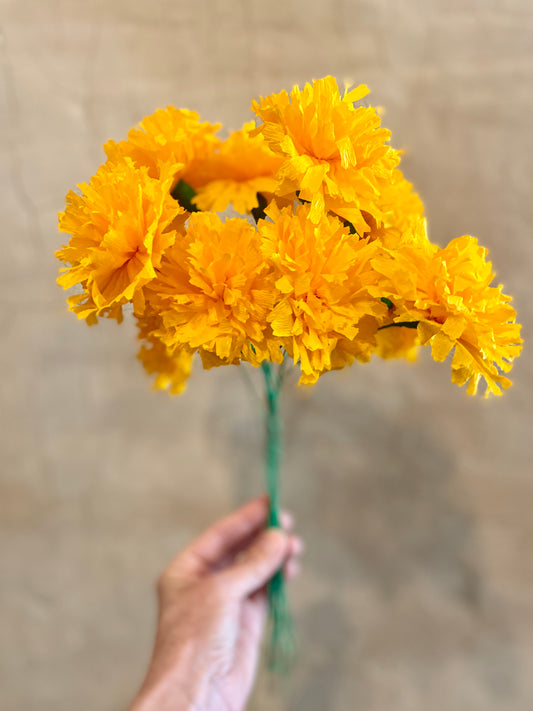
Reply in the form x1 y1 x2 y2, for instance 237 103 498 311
260 360 295 672
262 361 281 525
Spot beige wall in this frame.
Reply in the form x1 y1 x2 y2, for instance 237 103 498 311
2 1 532 709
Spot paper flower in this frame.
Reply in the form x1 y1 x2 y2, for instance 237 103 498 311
141 211 281 372
252 76 401 233
184 121 283 214
258 202 385 383
373 225 522 395
56 159 184 323
104 106 220 182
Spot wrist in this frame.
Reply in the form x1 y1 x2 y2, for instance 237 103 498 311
129 674 209 711
128 648 212 711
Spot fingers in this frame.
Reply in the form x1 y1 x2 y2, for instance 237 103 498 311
221 527 292 598
280 509 293 530
213 507 295 572
284 535 304 580
178 496 270 574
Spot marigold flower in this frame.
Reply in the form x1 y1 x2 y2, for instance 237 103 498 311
136 308 194 394
104 106 220 183
143 212 281 366
183 121 283 214
258 203 386 384
56 159 183 322
364 169 425 246
252 76 400 232
372 226 522 395
326 315 384 373
374 322 420 361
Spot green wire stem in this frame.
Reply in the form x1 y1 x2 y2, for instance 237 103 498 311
260 359 296 672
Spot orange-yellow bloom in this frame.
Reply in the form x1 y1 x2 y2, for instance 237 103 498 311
258 203 386 384
364 168 425 247
252 76 400 232
184 121 283 214
104 107 220 183
372 224 522 395
143 212 281 365
137 308 194 394
56 159 184 322
374 323 420 361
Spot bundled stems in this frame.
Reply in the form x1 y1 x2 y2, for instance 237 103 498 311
260 359 296 672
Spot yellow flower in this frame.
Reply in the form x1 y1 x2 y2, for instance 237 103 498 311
104 106 220 183
258 203 386 384
374 323 420 361
183 121 283 214
328 315 385 372
252 76 400 232
363 168 425 246
56 159 184 322
372 225 522 395
144 212 281 365
137 308 194 394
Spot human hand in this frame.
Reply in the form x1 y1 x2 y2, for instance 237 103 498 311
128 496 303 711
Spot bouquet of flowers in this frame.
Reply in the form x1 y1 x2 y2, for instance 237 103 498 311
56 76 522 669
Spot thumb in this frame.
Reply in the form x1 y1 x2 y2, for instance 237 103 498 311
224 528 290 598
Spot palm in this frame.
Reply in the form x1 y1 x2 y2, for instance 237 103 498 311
218 591 267 709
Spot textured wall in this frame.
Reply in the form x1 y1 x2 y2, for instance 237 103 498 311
1 1 532 709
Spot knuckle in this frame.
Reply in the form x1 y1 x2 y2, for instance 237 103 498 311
156 571 170 596
156 566 181 595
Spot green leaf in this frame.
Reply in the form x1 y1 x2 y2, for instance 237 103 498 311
251 193 268 223
171 179 200 212
381 297 394 309
342 219 358 236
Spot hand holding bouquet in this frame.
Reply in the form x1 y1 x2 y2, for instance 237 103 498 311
56 76 522 669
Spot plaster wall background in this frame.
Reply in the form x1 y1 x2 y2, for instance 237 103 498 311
1 1 532 709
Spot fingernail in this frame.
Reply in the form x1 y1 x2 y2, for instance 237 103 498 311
280 510 294 530
291 535 304 556
284 558 301 580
